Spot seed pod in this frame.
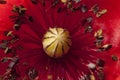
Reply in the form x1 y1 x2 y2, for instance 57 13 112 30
42 28 72 58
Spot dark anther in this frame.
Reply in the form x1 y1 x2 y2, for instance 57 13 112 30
9 35 19 44
94 38 103 48
86 17 93 23
19 5 27 15
86 73 95 80
95 38 103 43
4 47 12 54
12 5 19 12
96 36 104 40
81 4 88 13
27 68 38 79
97 70 104 80
81 19 87 26
10 5 27 29
96 59 105 67
0 42 7 49
0 0 7 4
41 0 45 6
91 4 99 14
52 0 59 7
56 77 66 80
98 44 112 51
84 25 93 33
111 55 118 61
67 2 74 11
28 16 34 22
102 44 112 50
14 19 22 25
74 0 81 3
23 62 29 66
4 31 13 37
9 15 18 19
73 6 81 11
16 45 23 50
13 24 21 30
12 5 27 15
7 57 19 69
81 17 92 26
12 35 19 40
31 0 39 4
57 7 62 13
80 75 89 80
2 40 8 43
96 9 107 18
6 69 19 80
1 57 9 63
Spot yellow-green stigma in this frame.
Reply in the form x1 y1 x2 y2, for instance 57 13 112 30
42 27 72 58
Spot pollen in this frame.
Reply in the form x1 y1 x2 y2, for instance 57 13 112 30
42 27 72 58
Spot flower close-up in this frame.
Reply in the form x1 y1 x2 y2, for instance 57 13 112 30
0 0 120 80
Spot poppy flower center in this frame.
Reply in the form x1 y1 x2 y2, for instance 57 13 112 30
42 27 72 58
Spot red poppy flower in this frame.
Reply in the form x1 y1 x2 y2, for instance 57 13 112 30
0 0 120 80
